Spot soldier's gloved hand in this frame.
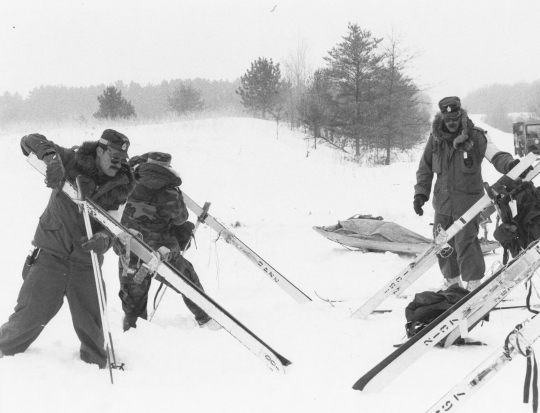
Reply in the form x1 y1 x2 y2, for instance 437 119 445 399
508 158 520 172
81 232 110 255
413 195 427 216
113 229 143 256
44 153 65 189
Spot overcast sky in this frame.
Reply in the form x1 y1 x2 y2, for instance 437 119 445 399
1 0 539 105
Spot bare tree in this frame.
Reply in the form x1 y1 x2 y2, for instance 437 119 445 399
282 40 313 128
374 32 430 164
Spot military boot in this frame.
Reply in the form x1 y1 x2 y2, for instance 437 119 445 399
467 279 482 292
443 276 464 289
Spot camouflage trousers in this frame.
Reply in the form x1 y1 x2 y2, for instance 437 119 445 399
118 246 210 330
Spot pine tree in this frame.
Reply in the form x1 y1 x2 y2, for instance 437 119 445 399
167 84 205 115
324 23 383 157
373 34 431 164
300 69 336 149
94 86 136 120
236 58 288 119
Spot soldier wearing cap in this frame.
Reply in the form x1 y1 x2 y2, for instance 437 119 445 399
0 129 135 367
117 152 220 331
414 97 518 291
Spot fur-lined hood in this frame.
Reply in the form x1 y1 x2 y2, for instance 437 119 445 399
69 141 136 200
432 109 474 151
432 109 472 140
128 153 182 190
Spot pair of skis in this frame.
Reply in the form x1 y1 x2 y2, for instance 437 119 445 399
353 238 540 393
426 313 540 413
352 152 540 320
27 153 291 373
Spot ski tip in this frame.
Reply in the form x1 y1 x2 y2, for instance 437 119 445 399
352 378 369 392
262 351 291 373
352 376 381 393
276 353 292 368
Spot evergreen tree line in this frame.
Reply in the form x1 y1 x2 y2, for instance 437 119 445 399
0 78 243 124
236 23 431 165
463 81 540 115
463 81 540 133
2 22 432 165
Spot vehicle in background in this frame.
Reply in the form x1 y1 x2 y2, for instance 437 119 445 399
513 121 540 157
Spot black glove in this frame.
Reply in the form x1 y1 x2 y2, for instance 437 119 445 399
81 232 110 255
44 153 65 189
508 159 520 172
413 195 427 216
171 221 195 251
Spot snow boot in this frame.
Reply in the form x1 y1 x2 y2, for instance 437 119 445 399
442 276 464 289
467 279 482 292
123 315 137 332
198 318 221 331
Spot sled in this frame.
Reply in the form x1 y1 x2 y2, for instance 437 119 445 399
313 215 500 255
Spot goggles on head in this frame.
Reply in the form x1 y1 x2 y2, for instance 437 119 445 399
443 114 460 123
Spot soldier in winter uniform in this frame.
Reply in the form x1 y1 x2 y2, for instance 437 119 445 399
117 152 220 331
414 96 518 291
0 130 135 367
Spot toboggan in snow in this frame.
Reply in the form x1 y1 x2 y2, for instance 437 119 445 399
313 214 500 255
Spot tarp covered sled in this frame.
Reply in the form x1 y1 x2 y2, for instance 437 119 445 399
313 215 500 255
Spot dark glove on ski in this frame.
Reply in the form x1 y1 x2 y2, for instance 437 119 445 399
508 158 520 172
81 232 110 255
44 153 65 189
171 221 195 251
413 195 427 216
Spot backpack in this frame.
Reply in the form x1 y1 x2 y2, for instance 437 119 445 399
493 181 540 264
404 284 470 338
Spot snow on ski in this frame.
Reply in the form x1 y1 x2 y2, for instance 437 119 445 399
181 192 312 304
351 153 540 320
425 314 540 413
27 153 291 373
352 239 540 393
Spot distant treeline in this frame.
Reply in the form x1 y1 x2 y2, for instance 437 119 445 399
0 78 243 124
463 80 540 115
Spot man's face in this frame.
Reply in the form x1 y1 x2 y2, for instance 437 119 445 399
96 147 123 177
443 115 460 132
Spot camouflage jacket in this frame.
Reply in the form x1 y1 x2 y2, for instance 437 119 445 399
21 134 135 262
122 160 188 248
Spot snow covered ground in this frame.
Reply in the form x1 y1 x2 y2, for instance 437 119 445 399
0 116 536 413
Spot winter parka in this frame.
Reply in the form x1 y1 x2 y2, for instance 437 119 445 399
414 110 514 216
121 154 188 244
21 134 135 262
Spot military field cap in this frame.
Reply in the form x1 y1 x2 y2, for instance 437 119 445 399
438 96 461 120
99 129 130 159
147 152 172 168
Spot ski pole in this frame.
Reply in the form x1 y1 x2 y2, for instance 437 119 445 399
149 201 211 322
76 176 122 383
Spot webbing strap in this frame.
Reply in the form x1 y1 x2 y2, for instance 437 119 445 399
505 322 539 413
527 282 540 315
523 350 538 413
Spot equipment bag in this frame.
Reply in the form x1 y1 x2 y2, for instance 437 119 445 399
404 284 470 338
494 181 540 264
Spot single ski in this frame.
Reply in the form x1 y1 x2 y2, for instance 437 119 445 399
27 153 291 373
352 239 540 393
181 192 311 304
426 314 540 413
351 153 540 320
